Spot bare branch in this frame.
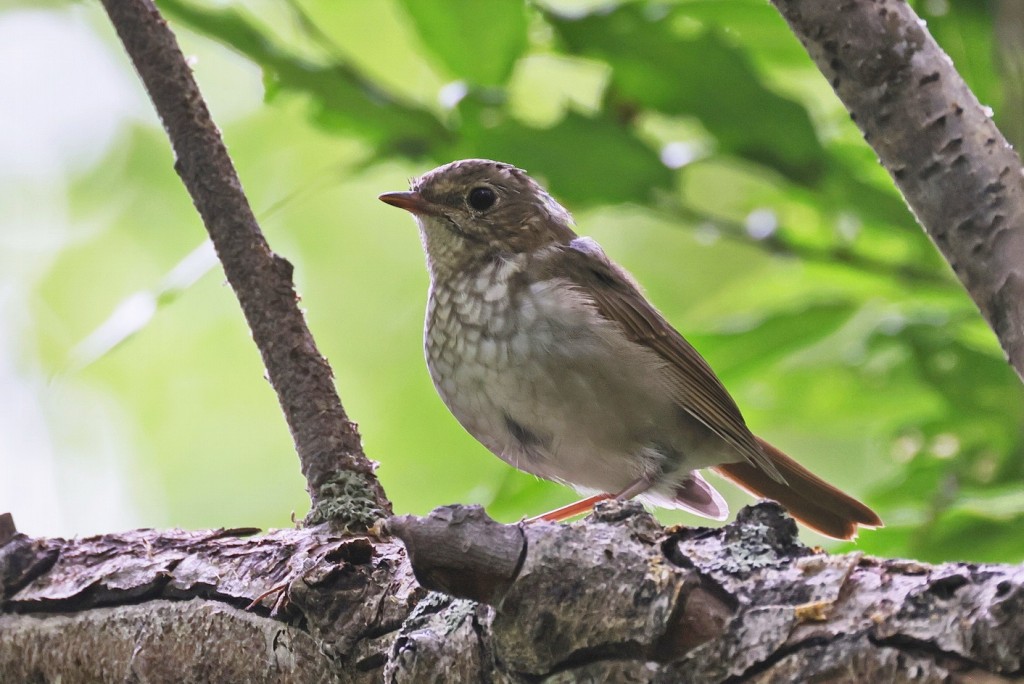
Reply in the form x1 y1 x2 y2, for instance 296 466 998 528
771 0 1024 383
98 0 390 526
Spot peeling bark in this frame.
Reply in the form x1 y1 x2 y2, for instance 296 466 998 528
3 503 1023 682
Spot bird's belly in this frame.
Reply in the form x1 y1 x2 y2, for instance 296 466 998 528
425 291 716 493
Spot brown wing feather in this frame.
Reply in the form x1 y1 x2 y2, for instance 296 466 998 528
541 239 784 482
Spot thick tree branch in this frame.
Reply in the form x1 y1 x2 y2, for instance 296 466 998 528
99 0 390 525
2 504 1023 681
0 525 420 681
771 0 1024 383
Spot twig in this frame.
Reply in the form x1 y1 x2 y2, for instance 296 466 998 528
99 0 391 527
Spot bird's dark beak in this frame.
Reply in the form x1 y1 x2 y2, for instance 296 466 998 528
379 191 433 215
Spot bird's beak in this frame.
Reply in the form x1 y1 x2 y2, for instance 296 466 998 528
379 191 433 215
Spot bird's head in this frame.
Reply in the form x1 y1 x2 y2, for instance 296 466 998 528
379 159 577 276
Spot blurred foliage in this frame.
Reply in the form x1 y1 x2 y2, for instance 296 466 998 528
3 0 1022 563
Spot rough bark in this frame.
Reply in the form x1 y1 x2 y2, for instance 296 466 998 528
98 0 391 526
2 502 1023 682
771 0 1024 383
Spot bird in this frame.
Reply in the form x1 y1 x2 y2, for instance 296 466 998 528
379 159 881 539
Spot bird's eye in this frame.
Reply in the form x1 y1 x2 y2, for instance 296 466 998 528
467 186 496 211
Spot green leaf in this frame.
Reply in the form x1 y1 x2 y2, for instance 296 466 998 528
453 108 673 206
548 3 825 183
673 0 810 69
160 0 449 157
396 0 529 86
689 301 858 380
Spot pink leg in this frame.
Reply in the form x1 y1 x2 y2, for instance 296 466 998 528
527 493 614 522
614 477 654 501
527 478 653 522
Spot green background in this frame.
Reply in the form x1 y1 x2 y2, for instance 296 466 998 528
1 0 1022 563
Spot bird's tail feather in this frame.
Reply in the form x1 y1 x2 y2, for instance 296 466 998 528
712 437 882 540
645 471 729 521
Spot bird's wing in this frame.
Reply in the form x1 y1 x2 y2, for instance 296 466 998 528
540 237 784 482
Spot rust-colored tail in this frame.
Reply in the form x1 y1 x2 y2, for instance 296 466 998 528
712 437 882 540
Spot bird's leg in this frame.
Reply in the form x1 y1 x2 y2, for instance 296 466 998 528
613 476 655 501
528 493 613 522
528 477 655 522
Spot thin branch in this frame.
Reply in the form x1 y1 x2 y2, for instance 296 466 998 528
99 0 390 526
771 0 1024 383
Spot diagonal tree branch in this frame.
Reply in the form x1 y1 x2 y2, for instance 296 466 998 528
99 0 390 527
770 0 1024 383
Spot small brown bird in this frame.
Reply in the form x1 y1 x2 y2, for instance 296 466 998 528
380 159 881 539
